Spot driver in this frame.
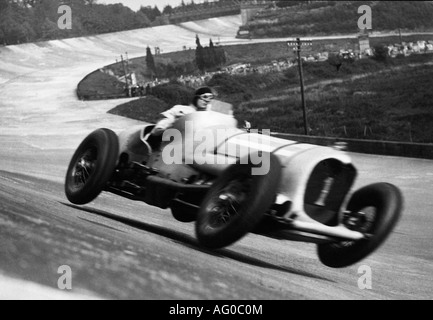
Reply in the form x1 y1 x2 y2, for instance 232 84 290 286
150 87 215 136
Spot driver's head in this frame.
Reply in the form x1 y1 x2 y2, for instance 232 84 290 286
193 87 215 111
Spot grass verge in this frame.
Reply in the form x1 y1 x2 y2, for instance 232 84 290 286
109 54 433 143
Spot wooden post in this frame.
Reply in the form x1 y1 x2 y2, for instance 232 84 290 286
121 54 129 96
288 38 312 135
297 38 308 135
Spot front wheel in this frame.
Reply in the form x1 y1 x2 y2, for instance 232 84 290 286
196 153 282 249
65 128 119 205
317 183 403 268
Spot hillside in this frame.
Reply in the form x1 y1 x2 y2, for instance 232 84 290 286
110 53 433 143
231 58 433 143
78 32 433 100
241 1 433 38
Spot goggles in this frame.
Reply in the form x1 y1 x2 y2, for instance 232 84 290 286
199 93 215 101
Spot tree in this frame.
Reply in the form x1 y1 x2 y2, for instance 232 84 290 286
0 0 9 11
194 35 227 72
166 63 177 79
163 5 173 15
0 28 5 45
327 53 343 72
195 34 205 73
1 0 220 45
219 48 227 65
0 2 9 44
139 5 161 22
373 45 390 62
146 46 156 79
152 5 161 18
0 7 31 44
134 10 151 28
209 38 219 67
41 17 60 40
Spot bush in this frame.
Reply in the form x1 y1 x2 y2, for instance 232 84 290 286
149 83 195 106
284 68 300 85
108 96 168 123
234 97 304 133
77 70 126 100
208 73 250 95
304 61 337 79
352 58 379 73
207 73 254 103
327 54 343 72
373 45 390 62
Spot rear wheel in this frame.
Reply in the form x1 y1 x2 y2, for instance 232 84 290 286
196 153 281 249
317 183 403 268
65 128 119 205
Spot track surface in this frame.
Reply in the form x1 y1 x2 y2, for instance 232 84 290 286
0 15 432 300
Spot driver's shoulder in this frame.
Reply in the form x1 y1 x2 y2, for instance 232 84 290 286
164 104 196 117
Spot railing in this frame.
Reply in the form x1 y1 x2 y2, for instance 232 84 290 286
272 132 433 160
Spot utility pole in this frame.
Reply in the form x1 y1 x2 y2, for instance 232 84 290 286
398 27 403 46
125 51 132 85
288 37 312 135
120 54 129 97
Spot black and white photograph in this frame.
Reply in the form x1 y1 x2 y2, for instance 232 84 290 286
0 0 432 302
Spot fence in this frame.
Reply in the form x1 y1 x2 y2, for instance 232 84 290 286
272 132 433 160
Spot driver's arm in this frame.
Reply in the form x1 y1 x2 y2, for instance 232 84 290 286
151 117 176 136
150 106 184 136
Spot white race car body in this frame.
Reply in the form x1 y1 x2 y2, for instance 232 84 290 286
66 111 402 267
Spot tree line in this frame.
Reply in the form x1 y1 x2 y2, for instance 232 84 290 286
248 1 433 37
0 0 242 46
144 34 227 80
195 35 227 73
0 0 172 45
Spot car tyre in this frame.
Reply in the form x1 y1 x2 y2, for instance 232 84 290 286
65 128 119 205
196 153 281 249
317 183 403 268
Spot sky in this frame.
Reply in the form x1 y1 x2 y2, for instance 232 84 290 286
97 0 210 11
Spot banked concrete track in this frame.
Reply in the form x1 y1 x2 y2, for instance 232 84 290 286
0 15 433 300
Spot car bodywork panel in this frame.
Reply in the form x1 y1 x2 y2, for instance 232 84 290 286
115 111 357 226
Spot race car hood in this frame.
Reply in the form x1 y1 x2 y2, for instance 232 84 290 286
173 111 355 211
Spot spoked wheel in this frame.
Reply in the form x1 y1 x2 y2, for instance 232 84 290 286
317 183 403 268
206 174 251 228
65 128 119 205
70 148 97 192
196 153 281 249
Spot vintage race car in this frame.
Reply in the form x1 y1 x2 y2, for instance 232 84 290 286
65 110 403 268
